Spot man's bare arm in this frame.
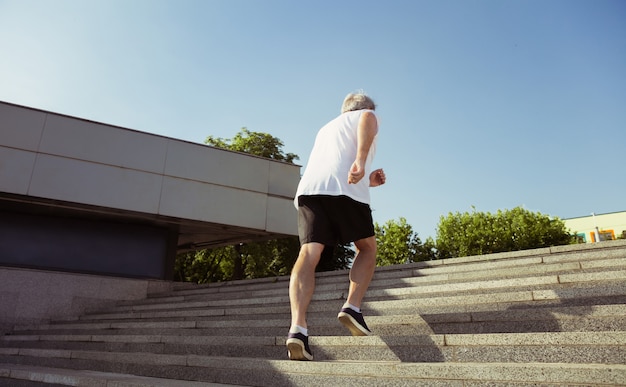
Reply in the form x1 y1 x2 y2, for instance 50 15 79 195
348 111 378 184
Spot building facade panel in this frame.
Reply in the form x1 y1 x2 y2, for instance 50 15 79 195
266 196 298 235
159 176 268 230
0 147 37 194
39 114 169 174
0 103 46 151
164 139 270 193
269 160 300 198
28 154 163 213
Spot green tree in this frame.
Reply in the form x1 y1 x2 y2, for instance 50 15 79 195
174 246 235 284
205 128 299 163
227 238 301 280
436 206 571 259
174 238 300 283
419 236 439 261
375 217 434 266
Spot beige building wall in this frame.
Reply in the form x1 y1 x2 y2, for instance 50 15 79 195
564 211 626 243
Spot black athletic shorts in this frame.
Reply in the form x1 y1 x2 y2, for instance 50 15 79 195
297 195 375 246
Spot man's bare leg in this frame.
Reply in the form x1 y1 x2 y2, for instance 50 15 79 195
338 236 377 336
347 236 377 307
287 242 324 360
289 242 324 329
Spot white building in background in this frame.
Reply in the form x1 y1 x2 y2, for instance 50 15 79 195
564 211 626 243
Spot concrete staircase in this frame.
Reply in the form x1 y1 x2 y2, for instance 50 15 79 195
1 240 625 386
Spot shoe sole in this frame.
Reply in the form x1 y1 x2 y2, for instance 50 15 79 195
286 338 313 361
338 312 371 336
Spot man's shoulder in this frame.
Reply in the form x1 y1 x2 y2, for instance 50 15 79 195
344 109 376 116
340 109 377 123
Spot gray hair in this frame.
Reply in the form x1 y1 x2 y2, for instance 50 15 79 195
341 91 376 113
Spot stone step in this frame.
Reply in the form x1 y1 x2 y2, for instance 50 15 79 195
74 296 626 326
79 269 626 318
13 282 626 335
75 281 626 327
0 363 239 386
8 317 625 340
1 331 624 364
142 254 626 304
166 249 624 291
74 293 626 324
166 243 626 294
64 302 626 329
8 303 626 338
117 257 626 309
0 350 624 386
373 257 626 290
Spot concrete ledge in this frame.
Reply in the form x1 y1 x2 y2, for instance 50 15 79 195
0 267 172 335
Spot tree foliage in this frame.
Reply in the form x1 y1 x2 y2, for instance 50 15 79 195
375 217 435 266
174 238 302 283
174 236 355 283
205 128 299 163
174 245 236 284
435 206 571 258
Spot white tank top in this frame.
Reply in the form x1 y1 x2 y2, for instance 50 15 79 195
294 109 377 207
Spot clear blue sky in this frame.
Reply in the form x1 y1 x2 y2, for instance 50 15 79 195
1 0 624 240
